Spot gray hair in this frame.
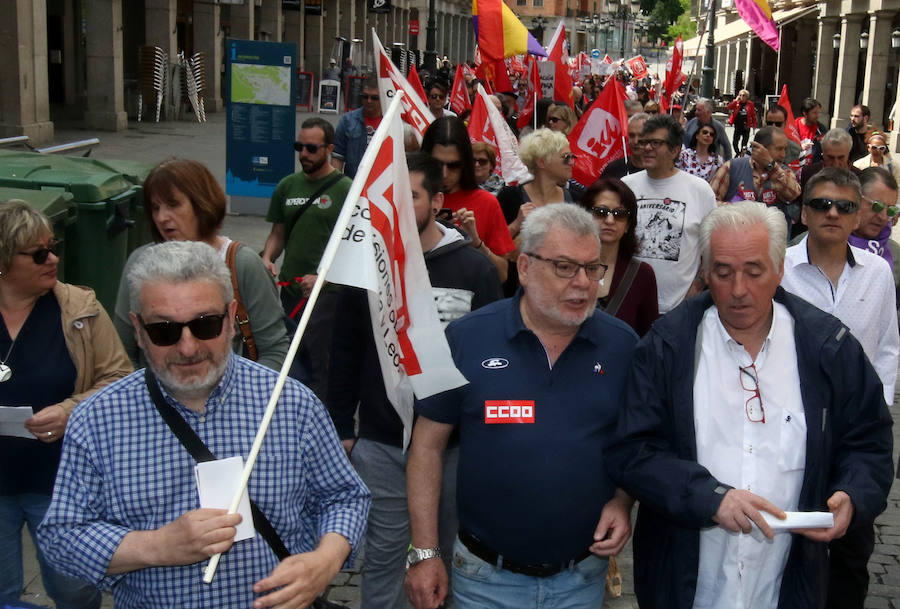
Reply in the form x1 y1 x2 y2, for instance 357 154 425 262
628 112 650 127
519 203 599 255
803 167 862 205
695 98 713 111
127 241 234 314
699 201 787 271
820 128 852 151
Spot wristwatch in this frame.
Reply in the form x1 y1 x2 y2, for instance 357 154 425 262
406 546 442 569
765 161 776 172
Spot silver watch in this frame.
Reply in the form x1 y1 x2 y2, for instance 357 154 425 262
406 546 442 569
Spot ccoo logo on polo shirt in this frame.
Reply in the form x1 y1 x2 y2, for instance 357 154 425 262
484 400 535 424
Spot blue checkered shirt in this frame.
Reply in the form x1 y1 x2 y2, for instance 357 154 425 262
38 354 370 608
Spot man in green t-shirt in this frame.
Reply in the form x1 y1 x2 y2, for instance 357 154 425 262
262 117 352 399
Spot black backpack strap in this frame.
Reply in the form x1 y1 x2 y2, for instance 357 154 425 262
284 172 344 244
143 369 290 560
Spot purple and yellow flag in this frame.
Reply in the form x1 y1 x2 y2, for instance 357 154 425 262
472 0 547 61
734 0 779 50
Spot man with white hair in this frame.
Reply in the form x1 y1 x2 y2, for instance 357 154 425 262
607 201 893 609
38 241 370 609
405 204 638 609
683 98 733 161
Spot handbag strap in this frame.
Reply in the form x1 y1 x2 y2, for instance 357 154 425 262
225 241 258 361
284 172 344 245
604 258 641 317
143 369 290 561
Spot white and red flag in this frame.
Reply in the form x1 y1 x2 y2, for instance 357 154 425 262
546 22 574 108
449 64 472 114
568 77 629 186
373 30 435 143
626 55 649 80
327 91 468 447
406 62 429 106
468 84 531 184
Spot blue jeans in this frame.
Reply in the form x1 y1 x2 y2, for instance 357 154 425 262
451 537 608 609
0 493 101 609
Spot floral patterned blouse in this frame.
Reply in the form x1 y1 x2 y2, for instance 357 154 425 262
677 148 723 182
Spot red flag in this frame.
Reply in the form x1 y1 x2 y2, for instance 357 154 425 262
517 59 542 129
491 58 514 92
449 64 472 114
568 78 628 185
777 85 802 146
374 33 434 142
474 62 495 95
406 63 428 106
664 36 683 98
468 92 499 151
626 56 648 80
547 23 574 108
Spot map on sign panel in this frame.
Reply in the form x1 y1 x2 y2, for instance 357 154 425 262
230 64 292 106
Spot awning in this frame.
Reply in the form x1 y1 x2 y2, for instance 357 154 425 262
681 5 819 59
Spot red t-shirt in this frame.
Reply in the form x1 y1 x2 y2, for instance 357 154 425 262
443 188 516 256
363 115 382 145
795 118 821 142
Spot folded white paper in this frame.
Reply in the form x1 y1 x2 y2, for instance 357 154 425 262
194 456 255 542
0 406 35 439
762 511 834 530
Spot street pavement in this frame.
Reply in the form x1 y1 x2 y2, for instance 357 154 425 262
10 113 900 608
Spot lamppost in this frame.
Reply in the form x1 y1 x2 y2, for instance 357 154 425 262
606 0 638 60
423 0 437 73
701 0 717 99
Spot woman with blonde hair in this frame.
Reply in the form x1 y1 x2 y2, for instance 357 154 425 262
545 102 578 135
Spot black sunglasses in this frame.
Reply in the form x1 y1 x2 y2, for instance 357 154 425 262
590 205 631 220
805 197 859 214
443 160 464 170
139 311 227 347
18 240 62 265
765 120 784 127
293 142 328 154
361 94 381 101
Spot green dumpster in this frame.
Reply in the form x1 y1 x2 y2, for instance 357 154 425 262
0 151 144 313
92 158 156 253
0 186 75 281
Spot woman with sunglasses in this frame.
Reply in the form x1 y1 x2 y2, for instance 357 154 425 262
472 141 505 195
677 121 724 182
113 159 290 372
0 201 131 609
853 131 900 185
544 102 578 135
577 178 659 336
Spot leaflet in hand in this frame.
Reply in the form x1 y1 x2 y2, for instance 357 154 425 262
0 406 35 439
762 511 834 530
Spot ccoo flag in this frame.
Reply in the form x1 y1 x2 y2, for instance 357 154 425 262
472 0 548 61
734 0 779 51
326 92 468 447
568 77 628 185
373 30 435 143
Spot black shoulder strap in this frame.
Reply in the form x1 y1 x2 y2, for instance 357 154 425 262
143 369 290 561
604 258 641 317
284 172 344 244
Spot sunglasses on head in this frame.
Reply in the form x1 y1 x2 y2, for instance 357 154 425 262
765 120 784 127
139 311 227 347
590 205 631 220
293 142 327 154
805 197 859 214
864 196 900 217
361 94 381 101
18 239 62 265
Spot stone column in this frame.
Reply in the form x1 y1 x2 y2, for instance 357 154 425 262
813 16 838 120
0 0 53 143
304 10 323 87
145 0 177 58
862 11 894 128
231 0 255 40
724 42 736 95
193 0 223 112
283 8 302 69
832 14 863 129
259 0 283 41
84 0 127 130
715 45 727 95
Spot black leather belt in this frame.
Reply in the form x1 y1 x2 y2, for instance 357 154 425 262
458 529 592 578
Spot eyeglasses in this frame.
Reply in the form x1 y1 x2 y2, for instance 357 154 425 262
139 311 228 347
765 120 784 127
638 138 668 150
590 205 631 221
739 363 765 423
805 197 859 214
429 93 447 100
361 94 381 101
18 240 62 265
869 145 888 152
294 142 327 154
442 160 464 171
561 153 577 166
525 252 608 281
473 157 491 166
863 195 900 217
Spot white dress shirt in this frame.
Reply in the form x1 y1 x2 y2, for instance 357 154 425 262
781 236 898 404
692 303 806 609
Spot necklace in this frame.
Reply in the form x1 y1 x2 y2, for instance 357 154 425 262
0 336 15 382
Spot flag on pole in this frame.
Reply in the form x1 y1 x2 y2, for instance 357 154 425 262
664 36 684 99
516 58 541 129
546 22 574 108
734 0 780 51
777 84 802 145
373 30 435 143
406 63 429 106
469 83 531 185
326 92 468 447
568 78 628 185
472 0 548 60
449 64 472 114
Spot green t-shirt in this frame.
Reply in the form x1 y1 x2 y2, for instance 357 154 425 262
266 169 352 298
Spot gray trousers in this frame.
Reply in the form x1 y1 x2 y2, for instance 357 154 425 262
350 438 459 609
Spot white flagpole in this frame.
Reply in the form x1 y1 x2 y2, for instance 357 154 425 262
203 90 408 584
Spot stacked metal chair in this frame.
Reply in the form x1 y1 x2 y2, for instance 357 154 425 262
180 51 207 123
138 46 168 123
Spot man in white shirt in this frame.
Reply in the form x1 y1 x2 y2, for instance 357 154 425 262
780 167 898 609
607 201 894 609
623 115 717 313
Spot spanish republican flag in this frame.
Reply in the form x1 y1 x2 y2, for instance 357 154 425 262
734 0 779 50
472 0 547 61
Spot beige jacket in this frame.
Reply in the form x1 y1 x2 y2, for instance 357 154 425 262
54 282 133 415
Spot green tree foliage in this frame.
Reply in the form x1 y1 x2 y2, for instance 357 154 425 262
639 0 691 42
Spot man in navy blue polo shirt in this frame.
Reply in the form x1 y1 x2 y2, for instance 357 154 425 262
404 204 639 609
